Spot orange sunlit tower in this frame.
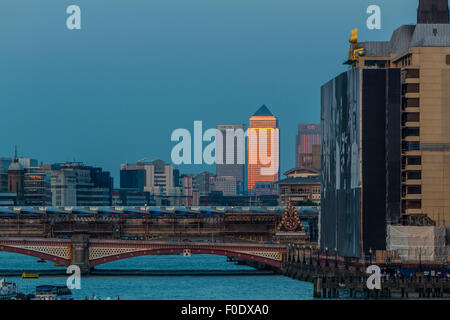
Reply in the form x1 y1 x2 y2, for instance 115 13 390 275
247 105 279 191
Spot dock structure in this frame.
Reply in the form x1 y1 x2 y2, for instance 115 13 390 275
281 244 450 299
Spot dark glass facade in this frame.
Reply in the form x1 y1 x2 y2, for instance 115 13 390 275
320 68 401 258
120 169 146 191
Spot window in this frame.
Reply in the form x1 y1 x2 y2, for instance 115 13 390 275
406 98 420 108
407 156 421 165
405 128 420 136
405 113 420 122
407 83 420 93
446 55 450 65
407 185 421 194
407 171 422 180
406 200 421 209
406 69 420 78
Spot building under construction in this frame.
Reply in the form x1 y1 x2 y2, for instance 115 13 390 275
320 0 450 260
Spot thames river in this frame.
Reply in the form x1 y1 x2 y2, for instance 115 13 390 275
0 252 313 300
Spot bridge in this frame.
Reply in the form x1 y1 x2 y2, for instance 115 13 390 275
0 206 318 242
0 236 286 274
0 206 317 273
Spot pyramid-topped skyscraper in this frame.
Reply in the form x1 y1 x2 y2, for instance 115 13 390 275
247 105 279 191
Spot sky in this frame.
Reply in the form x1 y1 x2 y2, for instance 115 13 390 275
0 0 418 185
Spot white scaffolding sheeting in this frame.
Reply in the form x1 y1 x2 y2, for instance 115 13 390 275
387 225 448 262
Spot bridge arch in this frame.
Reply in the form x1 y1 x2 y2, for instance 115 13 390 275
89 245 284 269
0 244 70 267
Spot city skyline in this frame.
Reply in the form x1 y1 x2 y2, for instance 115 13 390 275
0 0 419 184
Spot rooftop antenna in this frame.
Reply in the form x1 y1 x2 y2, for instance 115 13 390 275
13 145 18 163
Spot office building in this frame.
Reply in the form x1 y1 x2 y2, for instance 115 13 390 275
51 163 113 207
19 158 38 169
247 105 279 191
296 124 321 170
321 0 450 258
216 124 245 194
120 159 177 195
23 166 51 206
211 176 237 196
0 158 12 192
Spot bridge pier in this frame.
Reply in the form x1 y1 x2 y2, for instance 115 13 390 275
70 234 90 275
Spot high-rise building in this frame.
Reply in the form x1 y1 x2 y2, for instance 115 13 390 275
51 163 113 207
216 124 245 194
321 0 450 258
296 124 321 169
247 105 279 191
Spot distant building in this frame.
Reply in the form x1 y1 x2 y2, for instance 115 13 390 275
200 192 278 207
51 163 113 207
112 189 150 206
247 105 279 191
19 158 38 169
120 159 177 195
278 168 321 206
211 176 237 196
23 166 51 206
296 124 321 170
216 124 245 194
0 192 17 206
250 181 279 196
193 171 215 196
179 172 215 206
7 148 25 203
0 158 12 192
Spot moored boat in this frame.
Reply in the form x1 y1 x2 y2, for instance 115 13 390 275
33 285 73 300
0 278 18 300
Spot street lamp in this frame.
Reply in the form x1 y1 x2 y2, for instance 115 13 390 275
302 246 306 264
369 248 373 265
334 247 338 268
325 247 329 267
309 246 313 265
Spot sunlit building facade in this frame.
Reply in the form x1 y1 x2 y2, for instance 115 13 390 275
247 105 279 191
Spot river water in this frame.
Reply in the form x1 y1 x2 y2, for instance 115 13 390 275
0 252 313 300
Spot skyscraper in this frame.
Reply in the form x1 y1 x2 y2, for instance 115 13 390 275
247 105 279 191
295 124 321 169
216 123 245 194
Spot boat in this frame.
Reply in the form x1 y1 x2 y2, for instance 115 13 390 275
22 273 39 279
37 259 46 263
33 285 73 300
0 279 18 300
54 263 64 267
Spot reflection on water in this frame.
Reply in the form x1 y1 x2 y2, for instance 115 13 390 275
0 252 313 300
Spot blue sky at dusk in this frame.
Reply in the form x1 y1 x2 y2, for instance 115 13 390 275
0 0 417 184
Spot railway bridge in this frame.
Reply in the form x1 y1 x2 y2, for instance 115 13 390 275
0 236 287 274
0 206 316 273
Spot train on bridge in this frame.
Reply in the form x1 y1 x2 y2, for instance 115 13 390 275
0 206 319 218
0 206 319 243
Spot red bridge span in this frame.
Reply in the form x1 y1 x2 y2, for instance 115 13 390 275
0 236 287 273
